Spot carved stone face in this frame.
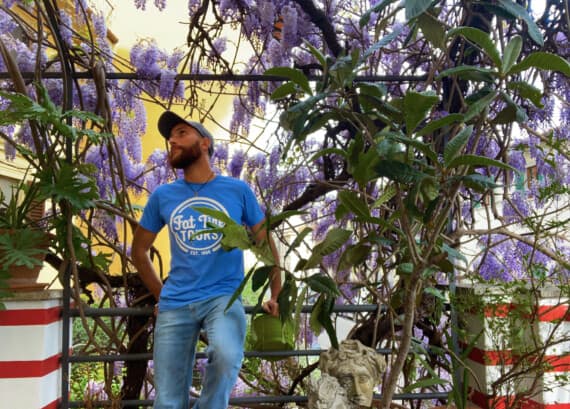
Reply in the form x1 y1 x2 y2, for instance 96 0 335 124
336 364 376 407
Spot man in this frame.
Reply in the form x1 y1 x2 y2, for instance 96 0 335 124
132 111 281 409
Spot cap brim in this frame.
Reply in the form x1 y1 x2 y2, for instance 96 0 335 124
158 111 186 139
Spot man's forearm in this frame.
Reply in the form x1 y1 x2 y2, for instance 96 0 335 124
133 251 163 301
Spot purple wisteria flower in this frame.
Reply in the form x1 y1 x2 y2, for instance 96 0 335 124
280 4 299 49
228 149 247 178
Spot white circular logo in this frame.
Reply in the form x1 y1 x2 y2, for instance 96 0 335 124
169 197 228 253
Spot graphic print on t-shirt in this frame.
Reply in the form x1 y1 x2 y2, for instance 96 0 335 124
169 196 228 255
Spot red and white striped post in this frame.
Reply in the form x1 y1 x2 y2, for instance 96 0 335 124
459 285 570 409
0 290 68 409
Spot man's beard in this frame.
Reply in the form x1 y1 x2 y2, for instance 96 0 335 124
169 140 202 169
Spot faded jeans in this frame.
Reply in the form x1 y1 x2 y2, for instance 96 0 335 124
153 295 246 409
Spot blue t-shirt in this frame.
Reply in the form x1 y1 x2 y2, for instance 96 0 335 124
139 175 265 310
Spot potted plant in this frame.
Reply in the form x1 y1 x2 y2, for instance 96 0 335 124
0 175 50 292
0 83 110 298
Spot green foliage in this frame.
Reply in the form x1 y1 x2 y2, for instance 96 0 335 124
0 84 111 294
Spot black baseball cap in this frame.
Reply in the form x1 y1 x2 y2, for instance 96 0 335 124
158 111 214 156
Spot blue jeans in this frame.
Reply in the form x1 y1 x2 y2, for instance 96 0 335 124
153 295 247 409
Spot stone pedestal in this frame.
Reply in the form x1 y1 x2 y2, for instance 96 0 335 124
0 290 67 409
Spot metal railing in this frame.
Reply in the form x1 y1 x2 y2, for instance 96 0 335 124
62 303 450 408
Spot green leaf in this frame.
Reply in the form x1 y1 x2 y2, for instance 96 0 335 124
403 377 449 392
507 81 543 108
388 134 439 164
303 228 352 270
403 90 439 135
318 294 339 349
220 224 251 250
444 125 473 166
496 0 544 46
251 266 274 292
309 295 324 335
337 243 371 272
464 90 498 122
338 190 371 219
293 286 308 336
360 0 399 26
38 163 99 210
398 262 414 275
417 12 446 50
270 82 297 100
447 155 517 172
225 267 255 312
0 229 48 270
447 27 502 68
315 228 352 256
452 173 502 193
424 286 446 300
372 184 397 208
303 40 326 68
191 206 234 225
442 243 468 264
264 67 312 95
363 26 404 59
417 113 464 136
375 160 429 184
284 227 312 259
502 35 523 75
305 274 341 297
406 0 435 20
510 52 570 77
436 66 497 82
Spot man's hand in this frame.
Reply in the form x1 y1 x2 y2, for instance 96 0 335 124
262 299 279 317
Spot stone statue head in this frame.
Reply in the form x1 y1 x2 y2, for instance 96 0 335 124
320 339 386 407
307 373 350 409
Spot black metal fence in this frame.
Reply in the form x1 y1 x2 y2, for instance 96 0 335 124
62 302 450 408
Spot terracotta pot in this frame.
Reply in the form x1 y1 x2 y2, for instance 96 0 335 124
1 229 49 292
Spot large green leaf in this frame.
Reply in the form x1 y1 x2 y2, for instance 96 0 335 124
305 274 341 297
225 267 255 312
496 0 544 46
372 184 397 208
313 228 352 256
338 190 371 219
360 0 399 26
284 227 312 259
264 67 312 95
444 125 473 166
464 90 498 122
375 160 429 184
501 35 523 75
364 26 404 59
303 228 352 270
417 12 446 50
270 82 297 100
0 229 48 269
447 155 517 172
406 0 435 20
403 90 439 135
510 52 570 77
451 173 502 193
417 113 464 136
436 66 497 82
338 243 372 272
507 81 543 108
447 27 501 68
388 134 439 164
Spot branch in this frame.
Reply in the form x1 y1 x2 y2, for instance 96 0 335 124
292 0 343 57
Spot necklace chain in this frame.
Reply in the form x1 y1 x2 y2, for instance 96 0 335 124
188 172 215 197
